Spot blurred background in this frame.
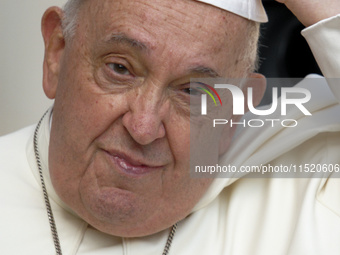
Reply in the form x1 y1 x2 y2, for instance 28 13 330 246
0 0 322 136
0 0 67 136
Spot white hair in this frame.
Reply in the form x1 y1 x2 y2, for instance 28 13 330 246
61 0 85 40
244 21 261 73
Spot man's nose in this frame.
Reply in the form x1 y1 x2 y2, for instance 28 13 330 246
122 86 169 145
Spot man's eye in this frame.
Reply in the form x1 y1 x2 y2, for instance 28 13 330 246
182 87 203 96
107 63 130 75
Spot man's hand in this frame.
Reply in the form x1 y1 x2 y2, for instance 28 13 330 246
275 0 340 27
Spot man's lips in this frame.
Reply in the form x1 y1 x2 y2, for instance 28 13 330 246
103 150 164 176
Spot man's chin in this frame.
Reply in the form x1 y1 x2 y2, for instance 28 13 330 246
77 192 172 237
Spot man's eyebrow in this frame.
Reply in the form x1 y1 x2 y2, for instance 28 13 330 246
189 66 221 78
106 33 148 51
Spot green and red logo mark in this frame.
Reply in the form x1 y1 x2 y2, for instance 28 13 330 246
197 83 222 115
198 84 223 106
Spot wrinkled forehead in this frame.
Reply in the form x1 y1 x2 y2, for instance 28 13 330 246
77 0 249 47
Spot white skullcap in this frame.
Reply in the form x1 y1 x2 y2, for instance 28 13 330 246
194 0 268 22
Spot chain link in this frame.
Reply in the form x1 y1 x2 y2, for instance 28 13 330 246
34 110 62 255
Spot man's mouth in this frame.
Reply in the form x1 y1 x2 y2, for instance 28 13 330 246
103 150 164 176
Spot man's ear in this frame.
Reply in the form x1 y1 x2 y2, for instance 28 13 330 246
41 7 65 99
218 73 266 155
242 73 267 111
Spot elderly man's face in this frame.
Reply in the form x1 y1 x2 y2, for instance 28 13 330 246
42 0 257 237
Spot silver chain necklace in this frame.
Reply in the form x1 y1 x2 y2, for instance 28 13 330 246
33 111 177 255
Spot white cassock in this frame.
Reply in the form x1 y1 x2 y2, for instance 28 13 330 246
1 14 340 255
